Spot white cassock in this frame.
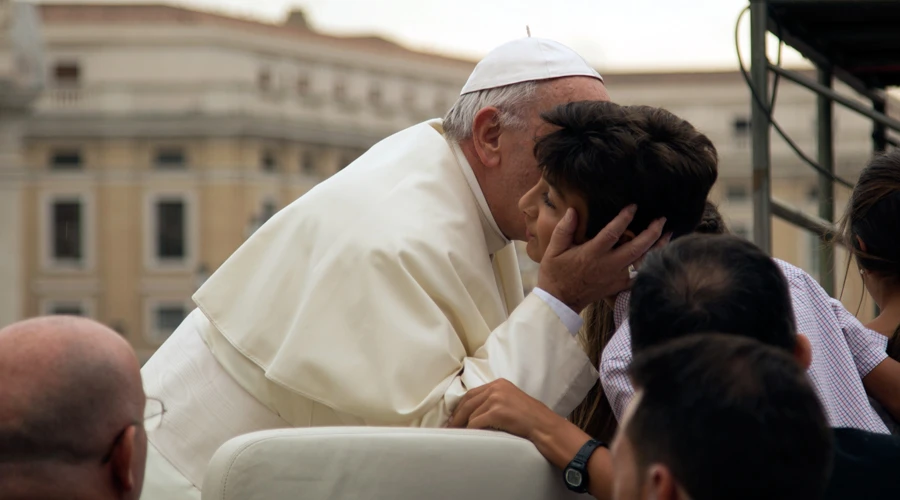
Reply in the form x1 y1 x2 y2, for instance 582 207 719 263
139 120 599 499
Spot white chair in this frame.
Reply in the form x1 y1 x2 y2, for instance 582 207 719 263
202 427 582 500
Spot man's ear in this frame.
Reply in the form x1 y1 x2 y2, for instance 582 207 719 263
794 334 813 370
471 107 503 169
111 425 137 493
645 464 681 500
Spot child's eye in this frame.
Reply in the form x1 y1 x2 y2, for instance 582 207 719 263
542 192 556 209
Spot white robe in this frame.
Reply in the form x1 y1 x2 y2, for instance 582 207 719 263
140 120 598 498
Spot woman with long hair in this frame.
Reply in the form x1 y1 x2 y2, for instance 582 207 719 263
839 148 900 432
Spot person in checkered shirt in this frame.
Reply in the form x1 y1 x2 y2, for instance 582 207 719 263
600 205 900 435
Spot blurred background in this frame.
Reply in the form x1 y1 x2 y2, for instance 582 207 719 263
0 0 895 362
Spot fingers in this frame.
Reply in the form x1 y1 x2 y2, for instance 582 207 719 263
542 208 578 259
449 385 492 428
612 217 666 266
634 232 673 271
651 232 673 252
588 204 638 252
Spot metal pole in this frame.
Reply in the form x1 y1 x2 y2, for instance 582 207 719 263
771 199 835 241
750 0 772 253
817 66 835 296
874 95 888 152
768 65 900 134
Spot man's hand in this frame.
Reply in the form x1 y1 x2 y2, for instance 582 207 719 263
537 205 668 312
450 379 615 500
449 379 564 441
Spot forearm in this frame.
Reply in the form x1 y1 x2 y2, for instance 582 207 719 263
863 358 900 423
463 294 598 415
530 419 614 500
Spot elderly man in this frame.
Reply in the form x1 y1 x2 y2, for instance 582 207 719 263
0 317 149 500
140 37 664 499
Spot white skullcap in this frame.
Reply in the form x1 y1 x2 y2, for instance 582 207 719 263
460 37 603 95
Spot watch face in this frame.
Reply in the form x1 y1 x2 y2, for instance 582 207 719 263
565 468 583 487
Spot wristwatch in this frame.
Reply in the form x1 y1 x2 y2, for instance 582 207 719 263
563 438 606 493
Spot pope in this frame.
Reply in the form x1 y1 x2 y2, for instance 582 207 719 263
139 37 665 499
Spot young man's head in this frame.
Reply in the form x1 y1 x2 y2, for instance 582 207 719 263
628 233 806 362
518 101 718 262
613 334 833 500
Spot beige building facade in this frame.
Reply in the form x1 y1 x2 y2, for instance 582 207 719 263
0 2 892 361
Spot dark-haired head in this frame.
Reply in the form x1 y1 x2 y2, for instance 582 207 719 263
839 149 900 358
614 334 833 500
629 234 798 356
523 101 717 260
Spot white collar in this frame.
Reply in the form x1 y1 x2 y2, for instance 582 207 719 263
447 138 510 255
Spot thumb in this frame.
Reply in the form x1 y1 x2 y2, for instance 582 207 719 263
544 208 577 259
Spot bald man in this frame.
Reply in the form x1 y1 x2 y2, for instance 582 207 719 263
0 316 148 500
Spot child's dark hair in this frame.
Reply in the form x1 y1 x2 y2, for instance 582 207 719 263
534 101 719 241
838 149 900 359
535 101 719 440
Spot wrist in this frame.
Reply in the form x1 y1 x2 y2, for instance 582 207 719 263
535 281 583 313
529 415 592 471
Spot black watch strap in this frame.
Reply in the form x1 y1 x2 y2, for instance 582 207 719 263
563 438 606 494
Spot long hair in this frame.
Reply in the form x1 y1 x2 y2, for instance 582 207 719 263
837 150 900 360
568 302 619 442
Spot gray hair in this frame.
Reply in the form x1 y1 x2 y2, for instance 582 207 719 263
442 81 539 142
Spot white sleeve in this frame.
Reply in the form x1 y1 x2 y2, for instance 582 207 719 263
532 287 585 335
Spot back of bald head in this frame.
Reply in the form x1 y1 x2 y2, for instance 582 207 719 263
0 316 144 464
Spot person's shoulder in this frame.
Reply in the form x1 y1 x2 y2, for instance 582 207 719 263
772 258 807 281
830 427 900 498
834 427 900 456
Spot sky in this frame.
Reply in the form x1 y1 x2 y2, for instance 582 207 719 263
43 0 810 71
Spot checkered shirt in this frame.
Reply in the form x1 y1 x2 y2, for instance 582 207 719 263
599 258 890 434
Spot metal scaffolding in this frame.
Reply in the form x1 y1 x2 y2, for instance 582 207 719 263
747 0 900 296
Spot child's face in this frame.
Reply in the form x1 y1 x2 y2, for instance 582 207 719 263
518 176 589 263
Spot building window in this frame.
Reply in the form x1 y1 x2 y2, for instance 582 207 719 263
726 184 749 202
297 73 310 96
49 148 83 170
154 147 186 169
156 200 186 260
42 191 94 271
334 78 347 102
145 192 195 270
258 68 272 92
261 149 278 172
368 83 383 107
301 149 317 174
49 302 85 316
733 116 750 148
53 62 80 86
261 200 278 224
148 302 188 343
52 200 82 262
41 299 93 317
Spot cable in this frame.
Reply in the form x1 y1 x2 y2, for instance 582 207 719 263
734 6 855 189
